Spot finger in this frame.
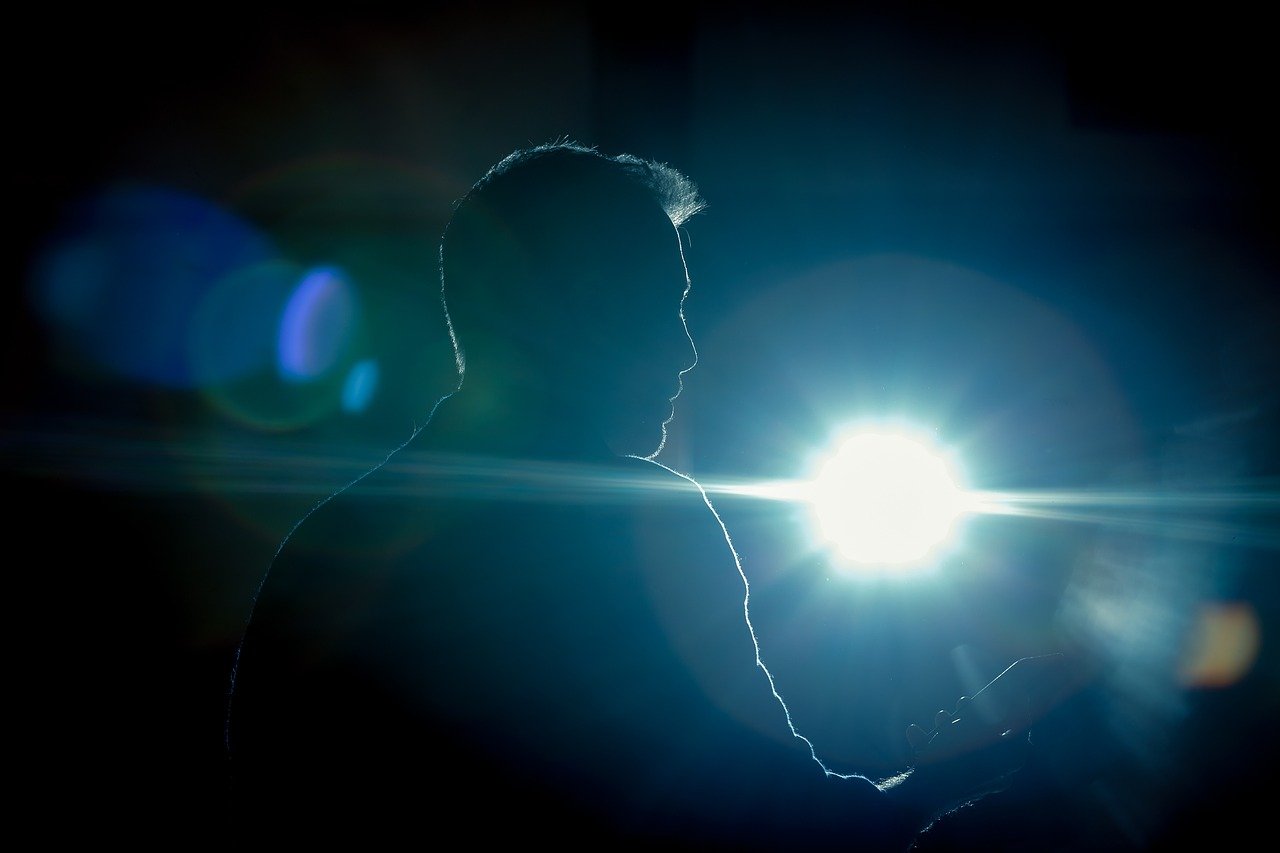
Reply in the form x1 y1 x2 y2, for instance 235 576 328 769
934 709 953 729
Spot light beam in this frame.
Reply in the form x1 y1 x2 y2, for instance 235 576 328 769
806 430 967 567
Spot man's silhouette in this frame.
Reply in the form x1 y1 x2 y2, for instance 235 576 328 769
227 142 1032 848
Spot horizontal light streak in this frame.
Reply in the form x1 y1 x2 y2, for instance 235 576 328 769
6 422 1279 548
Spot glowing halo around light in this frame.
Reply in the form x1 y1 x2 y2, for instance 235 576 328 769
807 430 967 567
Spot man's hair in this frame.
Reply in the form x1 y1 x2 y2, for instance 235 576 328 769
438 141 705 377
468 141 706 228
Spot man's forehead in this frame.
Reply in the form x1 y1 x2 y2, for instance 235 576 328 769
627 224 688 284
578 201 682 268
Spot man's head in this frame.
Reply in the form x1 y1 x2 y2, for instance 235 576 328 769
440 142 705 458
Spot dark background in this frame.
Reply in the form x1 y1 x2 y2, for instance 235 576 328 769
7 3 1277 845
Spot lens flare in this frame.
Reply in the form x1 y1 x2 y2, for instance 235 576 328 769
1179 602 1260 689
278 266 356 382
29 184 276 387
342 359 380 414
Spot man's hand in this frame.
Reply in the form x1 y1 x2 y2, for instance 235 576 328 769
908 653 1070 766
891 654 1077 826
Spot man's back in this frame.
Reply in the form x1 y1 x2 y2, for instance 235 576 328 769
227 440 905 847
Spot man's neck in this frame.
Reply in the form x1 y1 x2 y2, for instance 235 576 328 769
426 381 615 462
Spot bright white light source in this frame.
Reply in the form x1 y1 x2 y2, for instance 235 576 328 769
809 431 965 565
